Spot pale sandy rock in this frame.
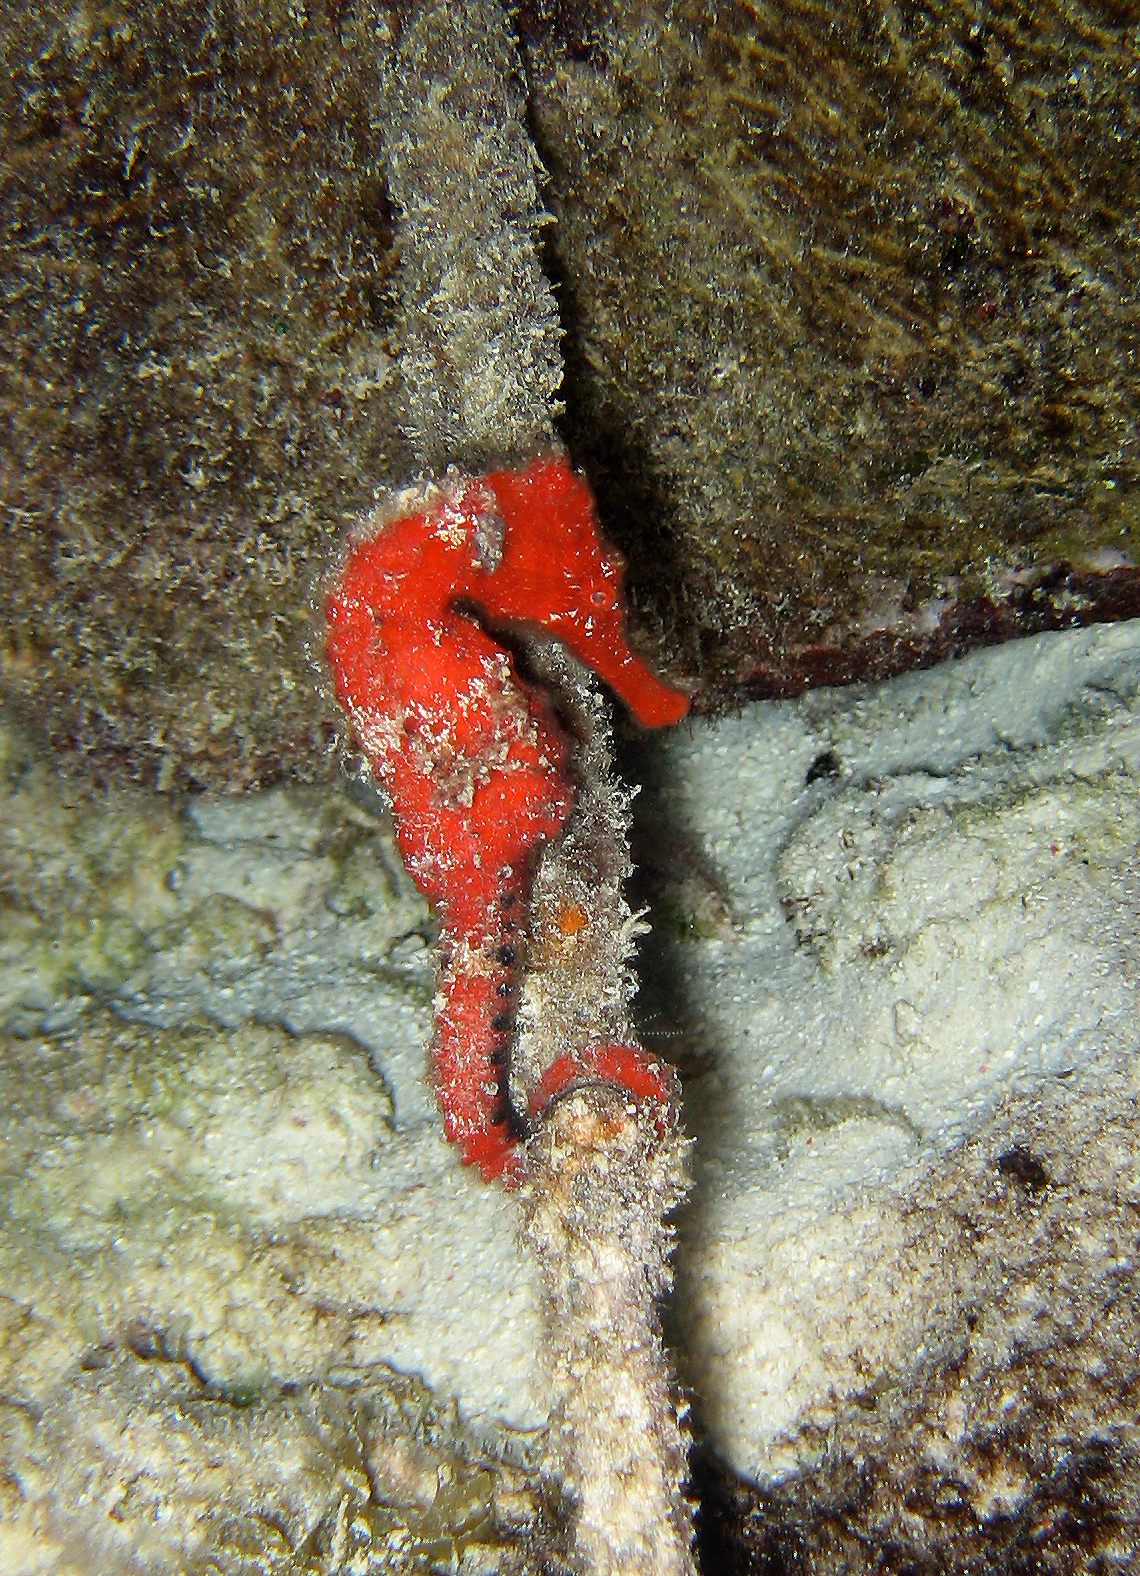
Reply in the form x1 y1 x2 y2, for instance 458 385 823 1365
645 618 1140 1483
2 617 1139 1568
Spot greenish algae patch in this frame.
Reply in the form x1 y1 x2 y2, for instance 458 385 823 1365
12 1350 560 1575
0 715 431 1035
0 1011 559 1573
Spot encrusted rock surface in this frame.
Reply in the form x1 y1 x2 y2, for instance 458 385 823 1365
0 993 562 1573
1 3 1137 1561
3 618 1139 1571
2 2 1138 789
696 1052 1140 1574
534 0 1140 698
0 0 407 791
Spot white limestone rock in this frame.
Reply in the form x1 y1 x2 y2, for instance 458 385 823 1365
2 616 1138 1567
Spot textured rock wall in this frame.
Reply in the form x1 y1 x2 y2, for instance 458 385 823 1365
697 1051 1140 1574
2 2 1138 789
531 0 1140 691
0 0 406 790
3 618 1139 1571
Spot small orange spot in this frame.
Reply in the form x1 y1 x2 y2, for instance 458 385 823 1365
556 903 589 938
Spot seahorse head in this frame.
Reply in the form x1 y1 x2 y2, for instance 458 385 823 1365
463 456 689 729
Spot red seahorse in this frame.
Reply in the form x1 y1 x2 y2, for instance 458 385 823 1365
325 454 688 1181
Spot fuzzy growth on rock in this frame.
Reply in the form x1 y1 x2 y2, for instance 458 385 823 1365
523 1084 695 1576
387 0 565 473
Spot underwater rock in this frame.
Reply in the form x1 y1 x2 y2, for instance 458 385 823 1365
3 617 1138 1568
531 0 1140 699
2 2 1138 788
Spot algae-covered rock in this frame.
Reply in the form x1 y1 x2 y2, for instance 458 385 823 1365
5 1341 558 1575
632 616 1140 1573
0 714 430 1042
530 0 1140 693
0 692 570 1569
2 608 1140 1569
2 1 1138 789
695 1056 1140 1575
690 1059 1140 1576
0 0 406 791
0 1005 560 1572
